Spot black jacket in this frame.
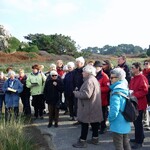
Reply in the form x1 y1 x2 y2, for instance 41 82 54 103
44 78 64 105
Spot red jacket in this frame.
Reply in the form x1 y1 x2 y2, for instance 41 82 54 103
129 73 148 110
57 67 64 77
96 71 110 106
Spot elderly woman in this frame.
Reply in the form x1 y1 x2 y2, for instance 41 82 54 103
26 64 46 119
44 70 64 128
108 68 131 150
2 71 23 121
72 65 103 148
63 62 75 120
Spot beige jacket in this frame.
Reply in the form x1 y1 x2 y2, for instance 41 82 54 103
74 75 103 123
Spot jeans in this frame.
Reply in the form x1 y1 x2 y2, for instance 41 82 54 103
5 107 19 121
80 122 99 140
112 132 131 150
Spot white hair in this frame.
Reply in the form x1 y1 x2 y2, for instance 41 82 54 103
50 70 58 76
50 63 56 70
8 71 16 77
110 68 126 80
76 56 85 65
67 62 75 68
63 65 68 71
83 65 96 76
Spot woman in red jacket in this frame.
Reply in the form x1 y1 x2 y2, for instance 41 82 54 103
94 61 110 134
129 62 148 149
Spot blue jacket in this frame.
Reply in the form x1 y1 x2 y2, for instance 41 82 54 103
2 78 23 108
108 80 131 134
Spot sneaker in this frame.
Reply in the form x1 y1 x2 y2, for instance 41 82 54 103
47 123 52 128
54 123 58 127
131 143 142 149
72 139 87 148
87 138 100 145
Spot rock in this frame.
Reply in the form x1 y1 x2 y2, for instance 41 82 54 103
0 25 12 51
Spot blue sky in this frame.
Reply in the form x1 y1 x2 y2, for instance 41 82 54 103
1 0 150 49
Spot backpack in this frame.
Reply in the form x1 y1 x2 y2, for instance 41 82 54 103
113 92 139 122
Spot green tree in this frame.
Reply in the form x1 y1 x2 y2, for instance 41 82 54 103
5 37 20 53
146 45 150 56
24 33 77 56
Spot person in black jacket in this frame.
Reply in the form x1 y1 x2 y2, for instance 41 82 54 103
72 57 85 124
44 70 64 128
18 69 31 116
117 54 131 83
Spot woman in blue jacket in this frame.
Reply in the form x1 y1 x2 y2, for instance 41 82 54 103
3 71 23 121
108 68 131 150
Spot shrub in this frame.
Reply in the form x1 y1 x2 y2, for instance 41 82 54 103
0 117 34 150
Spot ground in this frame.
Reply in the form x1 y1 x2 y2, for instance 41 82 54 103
24 124 51 150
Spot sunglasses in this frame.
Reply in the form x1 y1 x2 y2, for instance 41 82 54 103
52 75 57 77
144 62 149 65
110 76 118 80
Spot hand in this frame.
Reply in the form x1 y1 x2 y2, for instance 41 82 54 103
53 82 57 86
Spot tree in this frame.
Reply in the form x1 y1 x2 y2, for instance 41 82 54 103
5 37 20 53
146 45 150 56
24 33 78 56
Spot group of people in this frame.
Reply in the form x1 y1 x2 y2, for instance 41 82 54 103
0 55 150 150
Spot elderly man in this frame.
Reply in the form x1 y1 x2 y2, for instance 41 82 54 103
72 56 85 124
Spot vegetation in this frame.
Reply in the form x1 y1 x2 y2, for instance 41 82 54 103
0 117 34 150
24 33 78 56
81 44 147 55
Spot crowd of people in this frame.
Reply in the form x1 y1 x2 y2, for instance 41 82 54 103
0 54 150 149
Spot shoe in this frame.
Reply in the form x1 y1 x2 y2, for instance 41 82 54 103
73 121 80 125
99 128 107 134
72 139 87 148
40 116 44 119
87 137 100 145
131 143 142 149
54 123 58 127
69 117 75 121
63 111 69 115
130 139 136 143
47 123 52 128
145 127 150 130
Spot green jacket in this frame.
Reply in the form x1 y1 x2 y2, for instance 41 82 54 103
26 72 46 96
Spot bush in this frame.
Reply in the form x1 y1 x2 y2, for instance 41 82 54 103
137 53 148 58
21 45 39 53
0 117 34 150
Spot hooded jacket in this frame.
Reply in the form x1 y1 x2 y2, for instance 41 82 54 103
108 80 131 134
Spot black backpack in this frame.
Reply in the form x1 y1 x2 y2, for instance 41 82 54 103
113 92 139 122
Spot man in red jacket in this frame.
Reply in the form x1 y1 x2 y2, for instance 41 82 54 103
129 62 148 149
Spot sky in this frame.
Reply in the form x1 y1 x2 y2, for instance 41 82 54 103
1 0 150 49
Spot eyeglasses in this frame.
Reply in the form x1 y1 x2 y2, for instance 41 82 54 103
110 76 118 80
52 75 57 77
144 62 149 65
131 66 136 69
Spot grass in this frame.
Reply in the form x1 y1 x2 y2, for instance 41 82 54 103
0 115 34 150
